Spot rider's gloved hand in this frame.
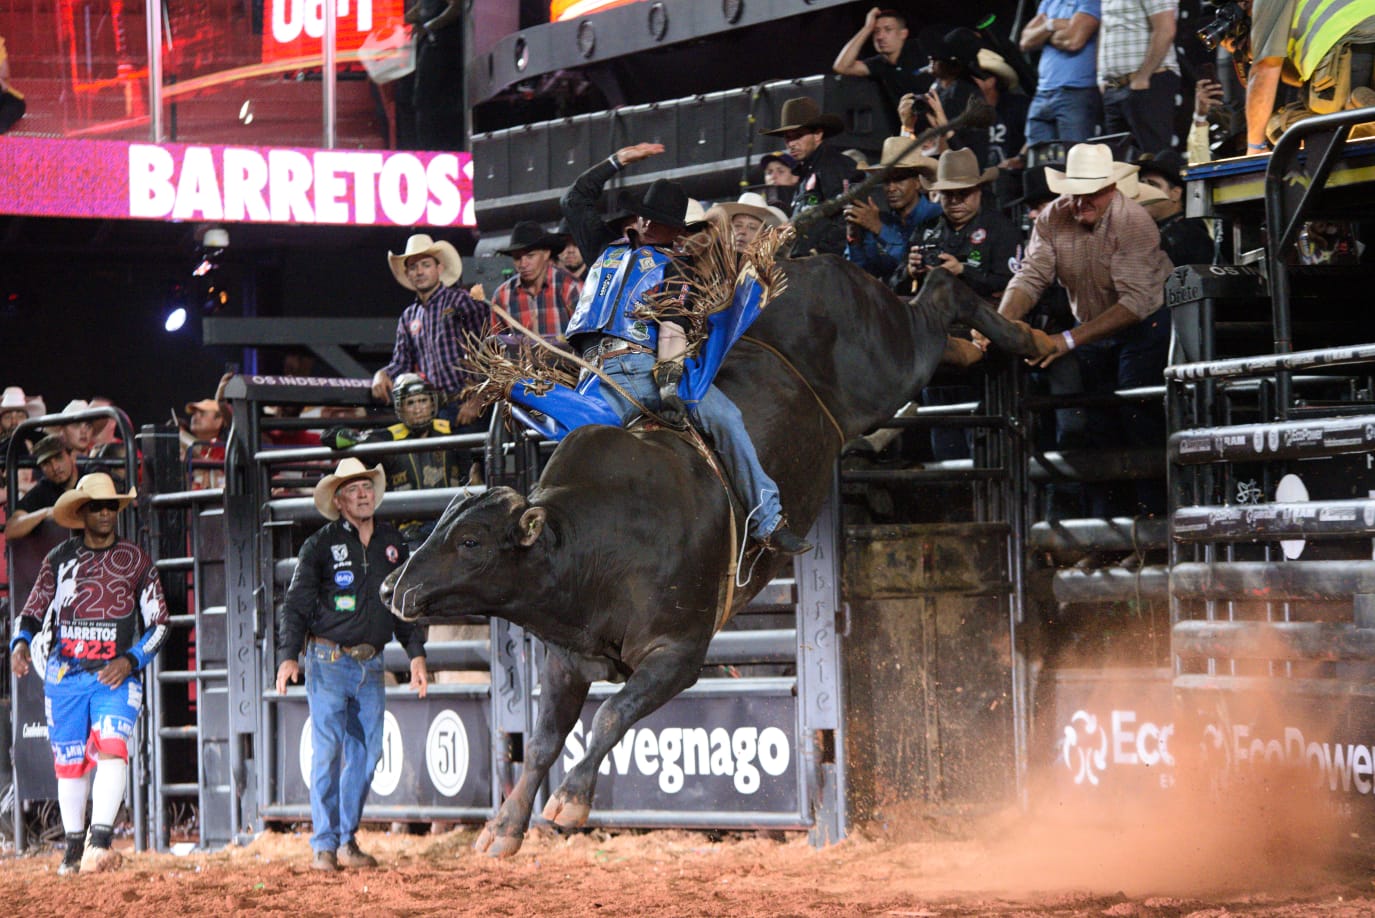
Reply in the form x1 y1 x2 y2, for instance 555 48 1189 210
321 426 359 451
651 360 688 429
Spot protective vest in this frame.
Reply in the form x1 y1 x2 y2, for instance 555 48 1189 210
1290 0 1369 82
565 244 673 347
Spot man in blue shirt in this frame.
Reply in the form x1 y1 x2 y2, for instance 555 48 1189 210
844 137 940 279
1020 0 1103 144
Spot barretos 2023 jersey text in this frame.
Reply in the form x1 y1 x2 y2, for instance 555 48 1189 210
17 538 169 676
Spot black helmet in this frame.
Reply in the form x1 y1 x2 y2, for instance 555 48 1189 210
392 373 438 431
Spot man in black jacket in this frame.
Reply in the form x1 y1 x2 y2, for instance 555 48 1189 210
760 97 860 257
275 458 428 872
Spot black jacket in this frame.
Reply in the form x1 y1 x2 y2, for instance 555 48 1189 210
276 518 423 665
890 200 1022 300
787 141 860 258
1157 212 1214 268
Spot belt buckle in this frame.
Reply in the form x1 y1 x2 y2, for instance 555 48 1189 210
345 643 376 662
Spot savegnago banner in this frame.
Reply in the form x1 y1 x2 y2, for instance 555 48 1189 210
0 136 475 228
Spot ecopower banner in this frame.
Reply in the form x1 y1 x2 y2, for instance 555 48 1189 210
0 137 475 227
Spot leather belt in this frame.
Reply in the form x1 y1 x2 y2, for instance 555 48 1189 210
582 335 654 364
310 635 378 662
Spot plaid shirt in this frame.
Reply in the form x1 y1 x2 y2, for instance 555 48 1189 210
1005 191 1172 322
383 285 490 396
1097 0 1179 80
490 264 582 340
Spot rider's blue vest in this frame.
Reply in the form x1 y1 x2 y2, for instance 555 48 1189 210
565 243 674 348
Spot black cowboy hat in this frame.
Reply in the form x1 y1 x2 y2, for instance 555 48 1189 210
1135 148 1186 189
942 27 990 79
626 178 690 229
496 221 564 255
600 189 640 231
761 97 845 138
1006 164 1061 210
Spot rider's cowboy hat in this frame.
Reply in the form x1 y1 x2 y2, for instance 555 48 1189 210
1 385 44 418
627 179 692 229
387 234 463 291
496 221 565 256
717 192 789 227
314 457 387 520
922 148 1000 192
52 472 137 528
862 137 939 178
1045 143 1139 195
761 97 845 138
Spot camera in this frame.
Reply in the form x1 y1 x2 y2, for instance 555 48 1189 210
1197 1 1249 51
919 242 943 270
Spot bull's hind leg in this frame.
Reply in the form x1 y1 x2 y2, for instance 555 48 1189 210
922 267 1051 360
542 645 703 830
475 647 590 858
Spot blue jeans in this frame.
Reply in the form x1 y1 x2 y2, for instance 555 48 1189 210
304 642 385 852
1026 86 1102 145
599 352 783 538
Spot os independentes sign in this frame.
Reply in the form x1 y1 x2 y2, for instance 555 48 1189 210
0 137 474 227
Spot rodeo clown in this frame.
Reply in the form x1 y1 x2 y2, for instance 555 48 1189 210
563 173 811 555
10 473 169 875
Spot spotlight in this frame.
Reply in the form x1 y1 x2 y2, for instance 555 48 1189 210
165 306 188 332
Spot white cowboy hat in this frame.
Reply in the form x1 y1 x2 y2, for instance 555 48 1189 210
685 198 709 228
718 192 789 227
387 234 463 291
862 137 940 177
1045 144 1139 195
1 385 44 418
313 457 387 519
922 147 1000 192
977 49 1020 91
52 472 137 529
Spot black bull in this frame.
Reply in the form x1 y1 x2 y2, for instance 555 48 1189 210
380 257 1045 856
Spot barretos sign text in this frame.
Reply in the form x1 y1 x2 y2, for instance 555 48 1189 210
0 137 474 228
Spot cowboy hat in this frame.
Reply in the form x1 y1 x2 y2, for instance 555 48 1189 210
718 191 789 227
1 385 43 418
1045 144 1139 195
313 457 387 520
943 28 990 79
1134 148 1186 190
977 49 1020 91
496 221 565 256
185 398 221 416
862 137 939 176
761 97 845 138
1005 164 1062 210
627 179 692 229
922 147 1000 192
61 398 110 436
1130 177 1169 205
52 472 137 529
387 234 463 291
31 433 68 465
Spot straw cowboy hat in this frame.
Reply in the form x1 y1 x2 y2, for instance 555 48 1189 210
1 385 44 418
761 97 845 137
388 234 463 290
922 148 999 192
61 398 110 437
862 137 939 177
496 221 565 256
977 49 1020 91
313 457 387 520
52 472 137 528
1045 144 1140 195
718 191 788 227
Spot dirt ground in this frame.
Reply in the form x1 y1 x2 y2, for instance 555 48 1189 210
4 808 1375 918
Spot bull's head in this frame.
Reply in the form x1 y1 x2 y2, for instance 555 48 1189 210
381 485 549 622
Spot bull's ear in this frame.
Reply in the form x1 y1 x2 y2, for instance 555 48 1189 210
517 507 547 547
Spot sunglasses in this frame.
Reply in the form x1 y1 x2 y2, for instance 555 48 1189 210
82 499 121 514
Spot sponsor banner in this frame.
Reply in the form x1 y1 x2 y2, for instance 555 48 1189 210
276 693 493 810
12 671 58 802
1047 669 1176 796
551 691 801 814
262 0 405 63
0 137 474 228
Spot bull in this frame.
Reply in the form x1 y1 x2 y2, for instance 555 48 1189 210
380 256 1048 856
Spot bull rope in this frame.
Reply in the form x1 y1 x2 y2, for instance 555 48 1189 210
737 335 846 446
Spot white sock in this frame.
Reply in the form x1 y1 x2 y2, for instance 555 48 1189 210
57 775 91 835
90 758 128 829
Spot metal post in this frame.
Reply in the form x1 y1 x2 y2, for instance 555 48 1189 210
145 0 164 141
323 0 337 148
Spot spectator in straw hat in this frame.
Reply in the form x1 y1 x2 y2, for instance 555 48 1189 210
844 136 941 279
1 384 44 458
894 147 1021 301
275 457 428 871
58 399 103 457
10 471 168 875
710 192 789 253
761 96 861 257
374 234 489 429
994 142 1172 519
5 434 79 542
490 221 583 343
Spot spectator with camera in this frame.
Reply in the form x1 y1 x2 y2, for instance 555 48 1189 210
844 137 940 279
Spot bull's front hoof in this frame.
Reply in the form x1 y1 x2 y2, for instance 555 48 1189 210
541 792 591 830
475 825 524 858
